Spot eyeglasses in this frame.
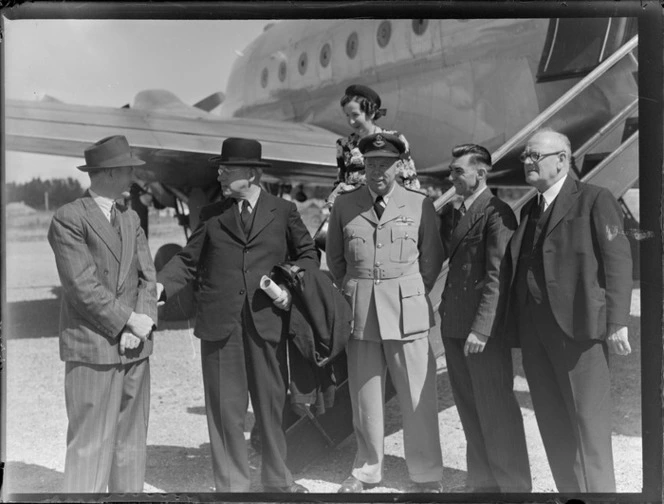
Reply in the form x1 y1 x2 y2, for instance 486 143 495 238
519 150 565 163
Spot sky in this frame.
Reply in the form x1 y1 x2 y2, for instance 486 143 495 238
3 18 269 187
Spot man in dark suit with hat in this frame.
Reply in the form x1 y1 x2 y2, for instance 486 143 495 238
506 128 633 492
439 144 531 492
157 137 319 493
326 132 445 493
47 135 157 492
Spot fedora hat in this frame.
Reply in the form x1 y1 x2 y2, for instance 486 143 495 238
209 137 271 167
77 135 145 172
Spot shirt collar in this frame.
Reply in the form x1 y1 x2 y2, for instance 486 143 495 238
462 185 488 210
368 182 397 204
236 186 261 210
540 174 567 210
89 189 115 220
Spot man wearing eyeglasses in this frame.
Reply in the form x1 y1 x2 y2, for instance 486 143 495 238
505 128 633 492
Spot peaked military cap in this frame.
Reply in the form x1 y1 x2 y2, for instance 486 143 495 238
358 132 406 159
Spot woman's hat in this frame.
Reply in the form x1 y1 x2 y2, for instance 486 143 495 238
209 137 272 167
345 84 381 108
77 135 145 172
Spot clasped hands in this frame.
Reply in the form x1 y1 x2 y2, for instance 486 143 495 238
120 311 155 354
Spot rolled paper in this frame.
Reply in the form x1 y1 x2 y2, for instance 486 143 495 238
260 275 283 300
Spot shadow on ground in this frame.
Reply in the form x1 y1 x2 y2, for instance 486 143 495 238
6 288 62 339
3 461 63 494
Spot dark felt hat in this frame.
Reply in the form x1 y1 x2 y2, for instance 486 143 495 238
358 132 406 159
209 137 271 167
344 84 381 108
77 135 145 172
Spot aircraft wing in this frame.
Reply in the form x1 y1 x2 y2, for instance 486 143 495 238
6 98 340 189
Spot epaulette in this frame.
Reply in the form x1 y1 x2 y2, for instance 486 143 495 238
404 187 427 197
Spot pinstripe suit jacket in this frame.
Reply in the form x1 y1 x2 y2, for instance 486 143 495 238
48 192 157 364
439 188 516 339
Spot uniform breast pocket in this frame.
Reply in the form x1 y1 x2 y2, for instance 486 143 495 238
345 227 368 262
390 226 418 263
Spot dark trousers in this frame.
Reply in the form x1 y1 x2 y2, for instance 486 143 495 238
200 303 292 492
442 337 531 492
519 295 615 492
63 358 150 493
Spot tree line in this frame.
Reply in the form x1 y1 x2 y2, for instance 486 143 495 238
6 178 85 211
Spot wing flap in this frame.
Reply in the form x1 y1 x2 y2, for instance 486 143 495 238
6 99 339 186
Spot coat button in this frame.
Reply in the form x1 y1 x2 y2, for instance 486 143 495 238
103 269 109 275
244 249 248 254
375 279 381 285
375 261 381 267
239 289 245 295
378 224 383 229
377 243 383 248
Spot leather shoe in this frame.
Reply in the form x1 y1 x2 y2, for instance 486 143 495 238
263 482 309 493
337 476 378 493
409 480 444 493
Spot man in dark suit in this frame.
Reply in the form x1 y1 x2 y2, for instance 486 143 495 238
47 135 157 492
156 137 319 493
507 128 632 492
439 144 531 492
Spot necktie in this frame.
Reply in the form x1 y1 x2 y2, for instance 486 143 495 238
110 204 121 235
374 195 385 219
240 199 251 234
532 194 545 220
453 203 466 228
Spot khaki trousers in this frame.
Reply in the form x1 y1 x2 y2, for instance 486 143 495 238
346 336 443 484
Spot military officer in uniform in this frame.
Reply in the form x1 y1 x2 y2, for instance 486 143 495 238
326 133 445 493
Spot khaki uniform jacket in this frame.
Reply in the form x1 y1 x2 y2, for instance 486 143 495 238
326 184 444 341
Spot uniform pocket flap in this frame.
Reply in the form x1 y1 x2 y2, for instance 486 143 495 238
391 227 415 242
400 277 424 298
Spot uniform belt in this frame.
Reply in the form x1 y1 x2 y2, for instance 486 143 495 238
346 266 419 280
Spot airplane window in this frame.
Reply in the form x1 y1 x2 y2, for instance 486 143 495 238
298 52 308 75
261 67 268 88
377 21 391 48
412 19 428 36
320 43 331 67
346 32 359 59
279 61 287 82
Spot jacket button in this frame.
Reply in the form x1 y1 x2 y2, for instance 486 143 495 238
375 261 381 267
244 269 249 273
377 243 383 248
244 249 248 254
375 279 381 285
239 289 245 295
103 269 109 275
378 224 383 229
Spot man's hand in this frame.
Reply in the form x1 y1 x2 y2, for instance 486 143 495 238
126 312 155 340
273 284 292 311
464 331 489 356
156 282 165 306
607 324 631 356
119 332 142 355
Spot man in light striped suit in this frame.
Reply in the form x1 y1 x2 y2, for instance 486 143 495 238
439 144 531 492
47 135 157 493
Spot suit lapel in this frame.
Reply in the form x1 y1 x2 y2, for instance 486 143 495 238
247 191 276 242
355 186 379 226
117 205 136 287
544 176 579 237
81 194 122 262
218 198 245 242
449 189 491 259
510 197 536 276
